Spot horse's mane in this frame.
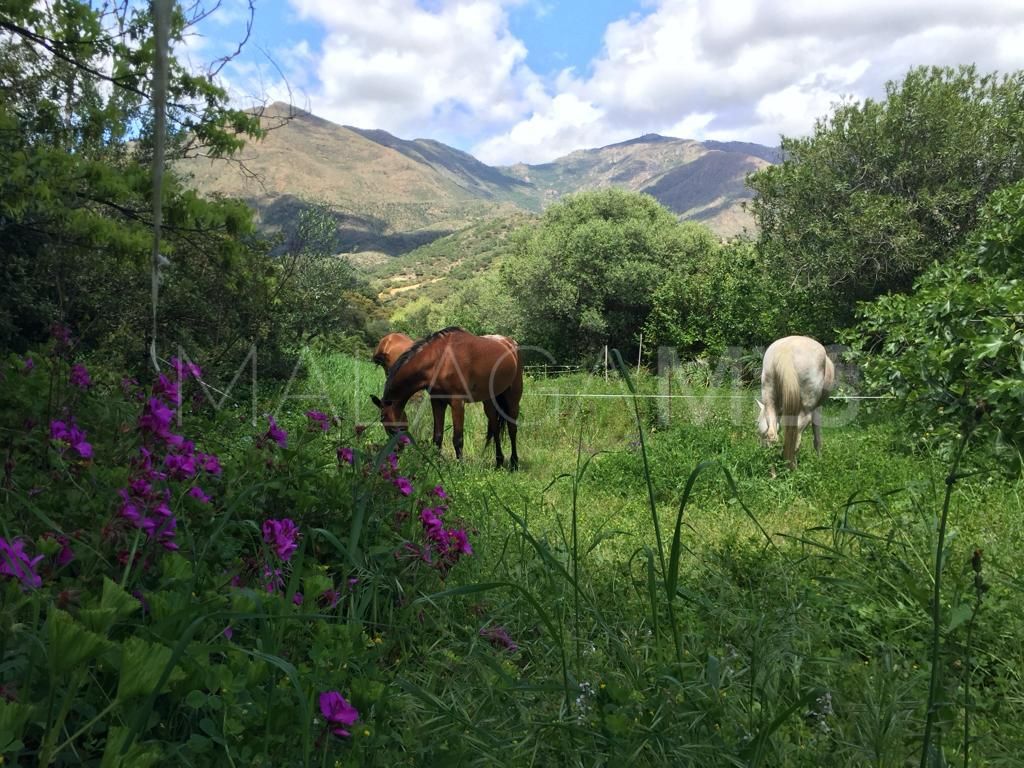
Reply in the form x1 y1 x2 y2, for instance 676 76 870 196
385 326 466 388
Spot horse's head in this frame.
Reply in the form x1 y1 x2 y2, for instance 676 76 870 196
370 395 408 436
755 399 778 445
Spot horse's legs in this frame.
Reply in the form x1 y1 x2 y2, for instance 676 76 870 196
430 398 447 452
506 395 520 472
486 401 505 468
795 411 813 455
450 398 466 461
812 406 823 455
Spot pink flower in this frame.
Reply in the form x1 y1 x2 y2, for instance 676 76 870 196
50 419 93 459
265 416 288 448
432 485 447 499
0 537 44 590
188 486 211 504
318 589 341 608
262 518 300 561
306 410 331 431
318 691 359 738
393 476 413 496
480 625 518 653
69 363 92 389
449 529 473 556
338 446 354 465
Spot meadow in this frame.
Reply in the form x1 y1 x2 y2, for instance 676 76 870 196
3 345 1023 767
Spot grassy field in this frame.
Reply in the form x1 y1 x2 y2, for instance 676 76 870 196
284 351 1024 766
6 348 1021 766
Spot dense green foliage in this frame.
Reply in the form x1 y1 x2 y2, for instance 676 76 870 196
749 65 1024 340
499 189 718 363
850 182 1024 466
0 1 384 373
3 348 1022 766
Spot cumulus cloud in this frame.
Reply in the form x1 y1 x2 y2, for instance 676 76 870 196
475 0 1024 163
286 0 539 141
212 0 1024 165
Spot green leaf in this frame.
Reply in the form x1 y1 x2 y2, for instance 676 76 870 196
0 699 32 751
48 608 113 676
947 603 974 633
117 637 175 701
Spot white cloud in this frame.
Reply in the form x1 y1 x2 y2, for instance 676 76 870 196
474 0 1024 163
286 0 539 140
213 0 1024 164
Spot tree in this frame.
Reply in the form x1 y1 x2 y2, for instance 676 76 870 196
0 1 343 374
849 181 1024 467
644 238 790 359
749 65 1024 340
500 189 716 364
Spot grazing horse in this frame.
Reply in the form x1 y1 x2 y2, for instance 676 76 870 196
370 327 523 469
756 336 835 469
372 332 414 369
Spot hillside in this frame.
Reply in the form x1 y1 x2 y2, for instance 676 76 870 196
176 102 524 255
179 103 774 258
502 134 768 237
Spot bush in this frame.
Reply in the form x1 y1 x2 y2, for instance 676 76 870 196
849 181 1024 467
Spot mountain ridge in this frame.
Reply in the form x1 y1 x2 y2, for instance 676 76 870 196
178 101 774 255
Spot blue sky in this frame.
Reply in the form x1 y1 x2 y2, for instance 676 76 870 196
188 0 1024 165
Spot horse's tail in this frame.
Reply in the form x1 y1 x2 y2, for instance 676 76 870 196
494 390 510 444
778 349 802 469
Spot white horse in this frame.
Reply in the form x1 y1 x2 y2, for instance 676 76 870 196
756 336 835 469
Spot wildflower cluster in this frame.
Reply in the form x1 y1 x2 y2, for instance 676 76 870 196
116 359 220 552
405 485 473 576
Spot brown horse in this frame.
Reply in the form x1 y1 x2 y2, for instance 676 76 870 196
372 332 414 369
370 328 523 469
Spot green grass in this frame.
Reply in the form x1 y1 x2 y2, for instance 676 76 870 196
286 350 1024 766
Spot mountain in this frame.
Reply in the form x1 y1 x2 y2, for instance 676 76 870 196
501 134 769 236
179 102 775 257
176 103 526 256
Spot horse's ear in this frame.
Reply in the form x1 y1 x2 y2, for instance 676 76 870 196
370 394 383 409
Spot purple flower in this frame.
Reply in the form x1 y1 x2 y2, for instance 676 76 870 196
153 373 181 406
480 625 518 653
265 416 288 448
42 532 75 567
49 419 93 459
198 453 222 475
318 589 341 608
396 434 412 448
432 485 447 499
170 356 202 380
318 691 360 738
139 397 174 436
292 592 304 606
449 529 473 556
22 357 34 373
223 625 234 640
306 410 331 431
69 363 92 389
262 518 300 561
386 453 399 470
393 476 413 496
338 446 354 465
0 537 44 590
188 486 211 504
